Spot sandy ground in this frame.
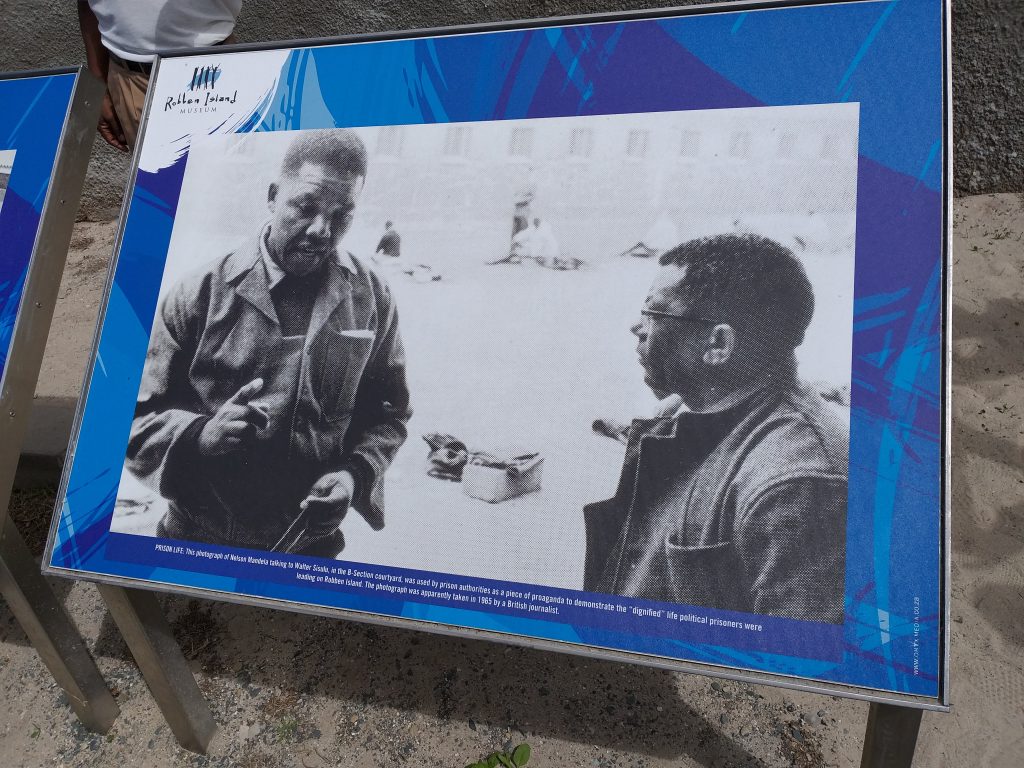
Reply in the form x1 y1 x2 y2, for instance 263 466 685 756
1 193 1023 767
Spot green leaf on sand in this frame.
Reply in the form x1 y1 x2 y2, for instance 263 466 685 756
512 744 532 766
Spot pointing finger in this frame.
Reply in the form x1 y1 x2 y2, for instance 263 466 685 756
222 421 258 438
228 378 264 405
246 401 270 430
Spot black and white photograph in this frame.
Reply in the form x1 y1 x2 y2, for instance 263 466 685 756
0 149 14 214
112 103 857 623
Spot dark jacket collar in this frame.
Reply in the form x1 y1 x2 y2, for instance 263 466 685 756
223 235 355 333
634 363 801 442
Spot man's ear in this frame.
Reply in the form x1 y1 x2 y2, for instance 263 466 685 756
703 324 737 366
267 182 279 213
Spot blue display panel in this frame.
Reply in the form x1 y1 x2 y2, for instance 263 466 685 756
0 71 78 388
46 0 948 704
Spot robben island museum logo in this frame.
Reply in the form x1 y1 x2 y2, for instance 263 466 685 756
165 64 237 113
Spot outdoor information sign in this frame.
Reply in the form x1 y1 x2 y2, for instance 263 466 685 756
45 0 951 710
1 67 100 525
0 67 118 734
0 72 77 383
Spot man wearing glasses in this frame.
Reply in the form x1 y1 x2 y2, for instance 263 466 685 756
583 234 848 624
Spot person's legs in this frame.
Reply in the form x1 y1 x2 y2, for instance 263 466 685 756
105 58 151 149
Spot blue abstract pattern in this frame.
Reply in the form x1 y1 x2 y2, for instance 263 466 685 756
49 0 947 701
0 72 78 386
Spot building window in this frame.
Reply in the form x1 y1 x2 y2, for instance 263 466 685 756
626 129 649 158
679 129 701 158
508 127 534 157
728 131 751 159
443 126 471 157
568 127 593 158
777 132 797 159
376 126 404 156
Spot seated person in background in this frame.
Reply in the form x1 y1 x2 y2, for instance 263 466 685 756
376 220 402 258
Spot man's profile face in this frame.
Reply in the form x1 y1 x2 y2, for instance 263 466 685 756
266 161 364 276
633 263 708 401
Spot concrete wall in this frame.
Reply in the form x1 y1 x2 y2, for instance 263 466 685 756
0 1 1020 217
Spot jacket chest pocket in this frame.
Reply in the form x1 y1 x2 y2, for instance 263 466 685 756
200 314 273 401
314 330 375 421
663 538 738 611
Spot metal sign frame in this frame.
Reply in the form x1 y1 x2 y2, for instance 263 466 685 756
43 0 952 713
0 66 98 529
0 65 118 733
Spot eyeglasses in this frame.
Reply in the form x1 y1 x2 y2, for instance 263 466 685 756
640 308 719 325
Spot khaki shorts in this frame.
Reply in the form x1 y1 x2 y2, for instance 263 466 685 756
106 34 236 149
106 57 149 149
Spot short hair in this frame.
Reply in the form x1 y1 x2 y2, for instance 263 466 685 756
279 129 368 180
659 234 814 352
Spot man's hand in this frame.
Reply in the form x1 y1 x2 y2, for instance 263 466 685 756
300 470 355 537
98 91 128 152
78 1 128 152
197 378 269 456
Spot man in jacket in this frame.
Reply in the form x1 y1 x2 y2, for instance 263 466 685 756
127 129 411 558
584 234 847 623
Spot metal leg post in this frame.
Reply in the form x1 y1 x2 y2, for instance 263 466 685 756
0 517 119 733
860 701 923 768
96 584 216 753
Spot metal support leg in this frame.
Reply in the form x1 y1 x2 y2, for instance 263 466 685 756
0 517 119 733
97 584 216 754
860 702 923 768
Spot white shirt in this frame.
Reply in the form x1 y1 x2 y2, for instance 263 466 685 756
531 221 561 259
88 0 243 62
